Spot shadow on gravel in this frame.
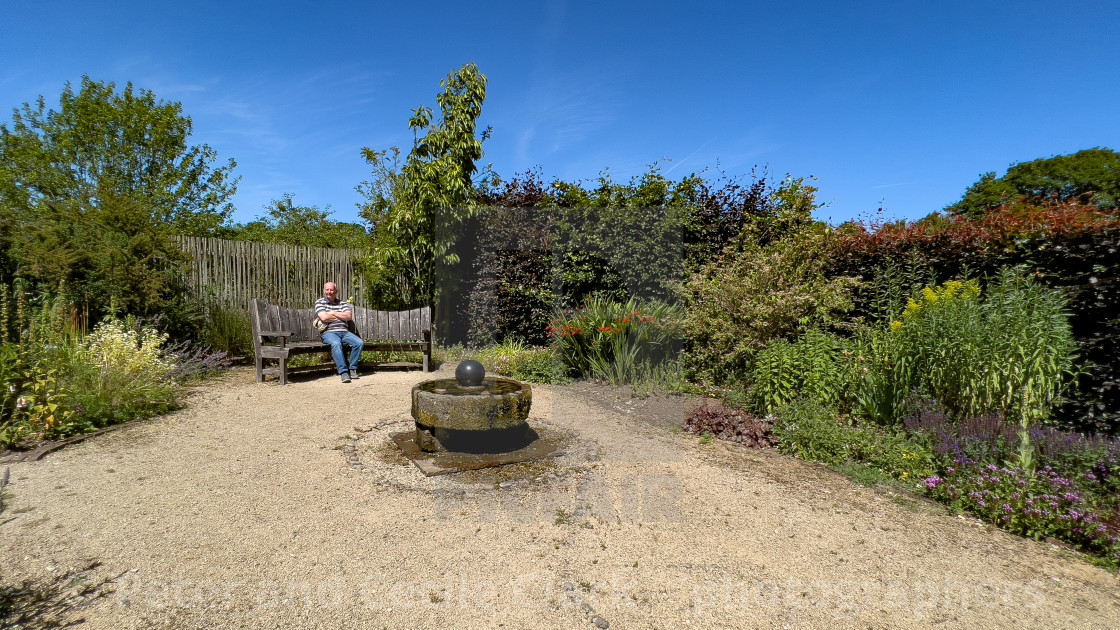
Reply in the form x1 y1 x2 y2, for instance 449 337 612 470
0 562 116 630
1 472 116 630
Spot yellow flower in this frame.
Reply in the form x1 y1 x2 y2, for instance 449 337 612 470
890 320 903 332
903 298 921 319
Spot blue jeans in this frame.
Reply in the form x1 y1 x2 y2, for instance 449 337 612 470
322 331 364 374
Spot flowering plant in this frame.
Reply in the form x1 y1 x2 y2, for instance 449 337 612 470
549 296 680 384
925 462 1119 565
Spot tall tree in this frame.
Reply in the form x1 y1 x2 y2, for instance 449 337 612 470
948 148 1120 219
358 62 491 308
0 76 238 325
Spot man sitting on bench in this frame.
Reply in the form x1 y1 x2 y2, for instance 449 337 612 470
315 282 364 383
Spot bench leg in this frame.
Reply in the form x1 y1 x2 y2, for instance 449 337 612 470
280 356 288 385
255 356 264 382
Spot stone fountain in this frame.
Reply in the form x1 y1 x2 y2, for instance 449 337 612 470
410 360 535 454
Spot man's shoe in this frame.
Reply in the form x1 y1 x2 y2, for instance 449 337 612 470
340 372 352 383
350 370 360 380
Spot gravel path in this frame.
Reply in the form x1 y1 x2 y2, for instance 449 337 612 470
1 365 1118 629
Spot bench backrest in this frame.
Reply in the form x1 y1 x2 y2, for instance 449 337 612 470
249 299 431 344
351 305 431 342
249 300 321 345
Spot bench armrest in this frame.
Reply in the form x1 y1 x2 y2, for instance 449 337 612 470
259 330 293 348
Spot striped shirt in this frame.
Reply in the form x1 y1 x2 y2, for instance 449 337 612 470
314 297 352 334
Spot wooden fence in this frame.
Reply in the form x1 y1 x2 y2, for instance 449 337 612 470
176 237 367 310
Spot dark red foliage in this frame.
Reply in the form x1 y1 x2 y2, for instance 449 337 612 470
684 399 774 448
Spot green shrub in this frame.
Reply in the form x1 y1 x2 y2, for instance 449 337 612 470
858 271 1079 468
680 226 857 386
0 287 190 447
470 340 566 384
0 346 22 423
200 304 253 358
63 318 179 428
550 296 681 385
774 399 936 484
508 346 565 384
0 364 81 447
851 323 916 426
749 329 852 415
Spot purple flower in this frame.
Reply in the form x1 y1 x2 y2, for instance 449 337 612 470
1002 504 1014 513
925 476 943 490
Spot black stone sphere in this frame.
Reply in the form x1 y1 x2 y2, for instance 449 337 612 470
455 360 486 387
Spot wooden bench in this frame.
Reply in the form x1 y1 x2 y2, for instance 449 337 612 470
249 299 432 384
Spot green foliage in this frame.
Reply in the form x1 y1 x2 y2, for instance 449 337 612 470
890 274 1076 425
550 166 692 307
680 225 857 386
0 76 237 329
225 194 369 249
749 329 852 415
1 365 80 446
198 301 253 358
0 289 183 448
461 166 821 347
550 296 681 386
469 340 567 384
61 318 179 430
0 346 22 424
949 148 1120 218
773 400 936 483
851 271 1079 468
358 63 491 308
851 324 914 426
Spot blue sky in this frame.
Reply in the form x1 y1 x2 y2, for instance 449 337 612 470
2 0 1118 226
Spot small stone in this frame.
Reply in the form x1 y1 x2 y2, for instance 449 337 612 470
563 582 575 592
498 481 515 488
591 615 609 629
580 603 594 614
